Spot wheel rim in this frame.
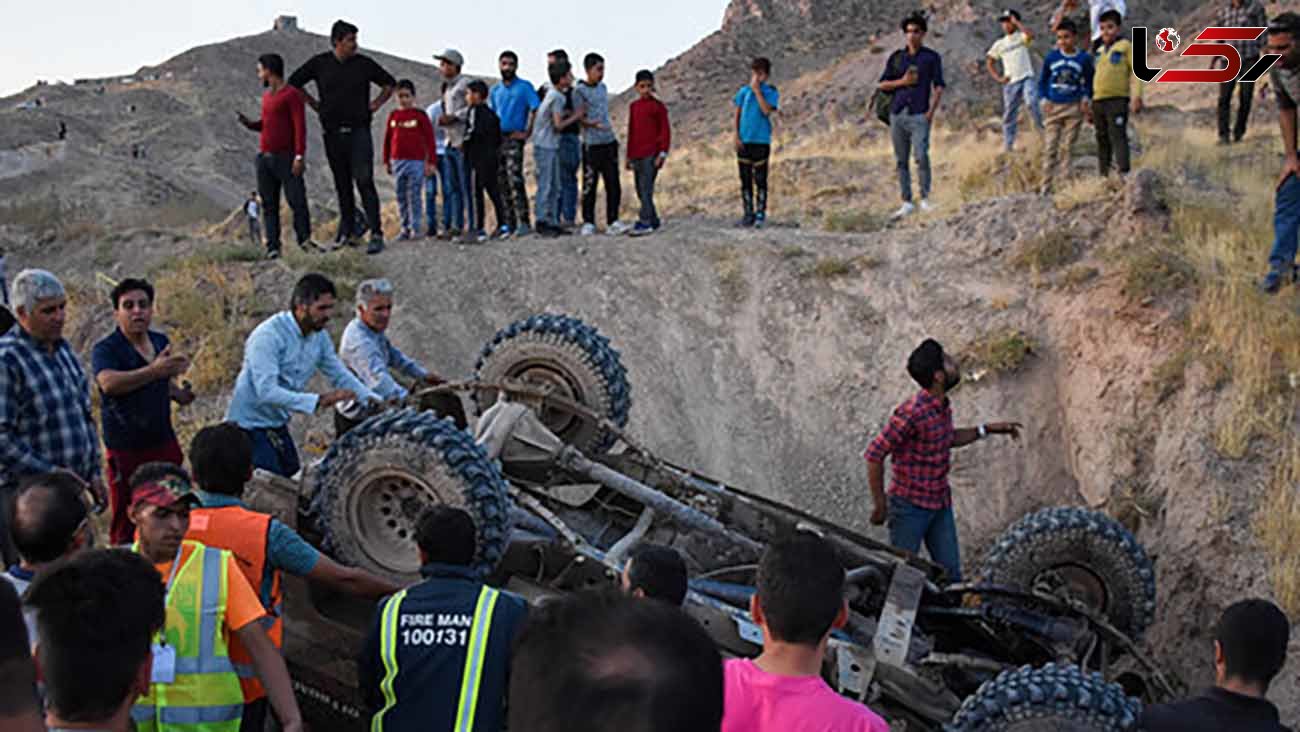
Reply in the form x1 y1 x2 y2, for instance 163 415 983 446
1032 563 1110 616
506 360 586 437
348 468 451 575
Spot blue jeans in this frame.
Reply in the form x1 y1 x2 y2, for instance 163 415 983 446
1002 77 1043 151
887 494 962 582
534 146 561 227
1269 174 1300 276
393 159 425 233
558 135 581 225
890 112 931 203
441 147 467 232
243 426 300 479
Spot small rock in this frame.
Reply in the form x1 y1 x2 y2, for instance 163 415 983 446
1125 169 1166 215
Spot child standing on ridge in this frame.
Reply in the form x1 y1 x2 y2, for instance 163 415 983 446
626 70 671 237
733 57 780 229
575 53 629 236
382 80 437 241
986 8 1044 152
532 61 586 238
464 80 508 243
1037 18 1093 194
1091 9 1143 176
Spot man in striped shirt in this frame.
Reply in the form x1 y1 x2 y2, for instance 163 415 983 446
0 270 103 565
864 339 1021 581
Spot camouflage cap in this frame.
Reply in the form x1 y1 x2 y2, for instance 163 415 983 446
130 474 199 510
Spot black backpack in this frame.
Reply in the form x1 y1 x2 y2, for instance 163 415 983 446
870 50 906 126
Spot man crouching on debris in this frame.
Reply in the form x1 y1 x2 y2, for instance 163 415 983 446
864 339 1021 581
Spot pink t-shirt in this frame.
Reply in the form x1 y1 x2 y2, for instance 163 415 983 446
722 658 891 732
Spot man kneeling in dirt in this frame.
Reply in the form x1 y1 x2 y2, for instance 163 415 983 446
1139 599 1292 731
335 278 447 436
864 339 1020 581
187 423 400 732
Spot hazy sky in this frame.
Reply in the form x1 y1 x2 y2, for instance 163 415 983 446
4 0 730 97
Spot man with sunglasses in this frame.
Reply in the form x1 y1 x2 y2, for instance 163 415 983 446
2 470 94 651
92 278 195 545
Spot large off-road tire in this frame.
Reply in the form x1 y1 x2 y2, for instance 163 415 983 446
308 409 511 581
981 507 1156 640
474 313 631 454
948 664 1141 731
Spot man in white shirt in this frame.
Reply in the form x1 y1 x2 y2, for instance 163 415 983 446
987 8 1044 152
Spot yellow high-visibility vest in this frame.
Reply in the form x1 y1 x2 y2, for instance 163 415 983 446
371 585 501 732
131 540 246 732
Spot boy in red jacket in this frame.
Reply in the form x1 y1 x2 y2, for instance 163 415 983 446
383 80 438 241
626 70 671 236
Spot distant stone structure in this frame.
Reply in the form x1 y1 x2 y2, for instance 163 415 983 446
273 15 299 32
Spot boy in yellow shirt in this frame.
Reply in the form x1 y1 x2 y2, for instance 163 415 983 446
1092 9 1143 176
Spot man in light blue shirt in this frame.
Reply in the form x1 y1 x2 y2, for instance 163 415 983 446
335 278 444 435
225 273 379 477
732 57 780 229
490 51 541 236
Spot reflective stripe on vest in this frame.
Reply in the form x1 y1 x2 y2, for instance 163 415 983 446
370 589 409 732
454 586 501 732
131 541 245 732
370 586 502 732
186 505 280 702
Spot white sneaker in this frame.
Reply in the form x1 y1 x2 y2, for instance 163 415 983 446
919 199 933 213
607 221 631 236
891 202 916 220
579 223 597 236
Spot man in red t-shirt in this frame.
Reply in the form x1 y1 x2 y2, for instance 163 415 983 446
238 53 317 259
382 80 437 241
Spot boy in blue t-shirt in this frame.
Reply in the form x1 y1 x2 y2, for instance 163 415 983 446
733 57 780 228
1037 17 1094 194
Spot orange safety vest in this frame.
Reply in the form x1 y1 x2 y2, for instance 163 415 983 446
186 505 281 702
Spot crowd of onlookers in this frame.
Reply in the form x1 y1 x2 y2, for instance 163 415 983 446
3 4 1300 731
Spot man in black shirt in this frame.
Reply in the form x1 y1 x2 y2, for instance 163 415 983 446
289 19 396 255
1139 598 1292 731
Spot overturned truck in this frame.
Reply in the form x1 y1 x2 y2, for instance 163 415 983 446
247 313 1177 731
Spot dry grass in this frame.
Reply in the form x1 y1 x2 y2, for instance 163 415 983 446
1011 228 1079 273
1255 439 1300 617
963 328 1036 376
822 208 888 233
709 246 748 303
1062 264 1100 288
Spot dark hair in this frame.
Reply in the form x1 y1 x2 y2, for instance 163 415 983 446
627 544 688 606
906 338 946 389
635 69 655 84
110 277 154 309
584 52 605 71
189 423 252 496
1055 17 1079 34
468 79 490 97
0 578 38 717
756 530 845 645
290 273 337 310
26 549 165 722
1269 12 1300 36
509 590 723 732
751 57 772 75
129 461 191 493
548 61 572 85
901 13 928 32
1098 9 1122 26
331 20 358 44
1216 599 1290 688
10 472 87 564
548 49 569 62
500 50 519 63
397 79 415 94
416 506 476 566
258 53 285 79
